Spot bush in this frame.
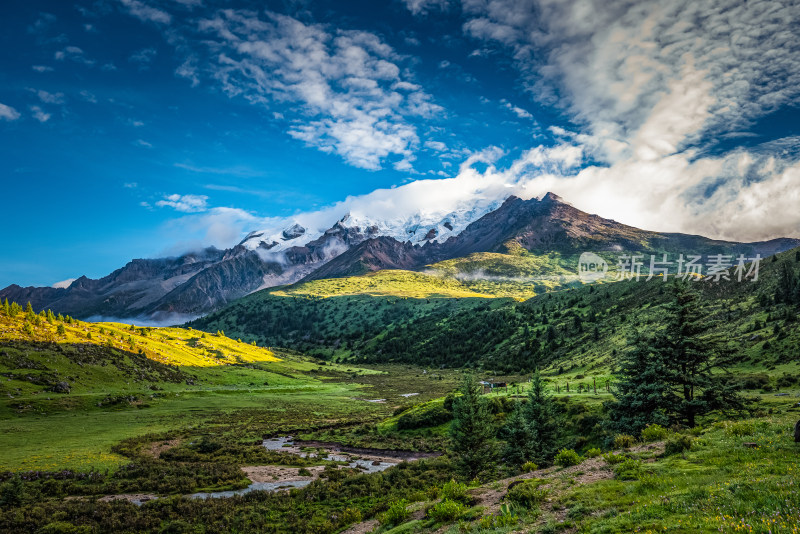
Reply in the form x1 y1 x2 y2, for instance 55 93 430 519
641 424 669 442
37 523 93 534
297 468 312 477
379 499 411 526
613 458 643 480
554 449 582 467
506 479 548 508
664 435 693 456
440 479 469 503
724 422 756 436
585 447 602 458
521 461 538 473
341 507 362 524
613 434 636 449
397 403 452 430
427 499 467 522
602 452 625 465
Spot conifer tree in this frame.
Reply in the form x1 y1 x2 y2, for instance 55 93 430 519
2 299 9 316
522 371 561 464
501 372 561 468
775 261 798 305
606 332 671 435
609 281 746 431
449 373 496 480
500 402 532 468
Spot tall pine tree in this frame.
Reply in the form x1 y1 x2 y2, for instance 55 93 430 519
449 373 496 480
610 281 746 431
607 332 671 435
523 371 561 464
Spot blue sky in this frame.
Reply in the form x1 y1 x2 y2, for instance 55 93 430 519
2 0 799 288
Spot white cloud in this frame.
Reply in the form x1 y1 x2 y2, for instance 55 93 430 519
447 0 800 241
34 89 65 105
403 0 450 15
30 106 51 123
160 206 273 252
156 194 209 213
0 103 21 121
80 90 98 103
194 10 441 170
501 100 533 119
134 139 153 148
52 278 76 289
118 0 171 24
54 45 95 66
129 47 157 66
32 65 53 73
175 55 199 87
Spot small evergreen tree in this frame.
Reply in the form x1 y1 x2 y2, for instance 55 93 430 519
449 373 496 480
500 402 532 468
501 371 561 468
606 332 671 435
523 372 561 464
56 324 66 336
2 298 9 316
775 261 798 305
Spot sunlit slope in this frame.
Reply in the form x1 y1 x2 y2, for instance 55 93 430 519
0 307 378 406
426 249 583 299
271 269 494 298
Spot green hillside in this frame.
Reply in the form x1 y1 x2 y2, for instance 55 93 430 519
0 307 391 471
193 248 800 383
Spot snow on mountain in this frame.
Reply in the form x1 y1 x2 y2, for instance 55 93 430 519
239 195 507 253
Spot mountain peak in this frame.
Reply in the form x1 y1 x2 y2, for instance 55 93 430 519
540 192 564 203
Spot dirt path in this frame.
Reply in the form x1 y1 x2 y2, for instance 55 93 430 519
342 441 665 534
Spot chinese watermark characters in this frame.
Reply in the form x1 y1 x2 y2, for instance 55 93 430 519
578 252 762 283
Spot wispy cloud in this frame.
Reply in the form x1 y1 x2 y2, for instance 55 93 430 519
193 10 441 171
174 162 265 177
33 89 65 105
31 65 53 73
403 0 450 15
30 106 51 123
501 99 532 119
156 193 208 213
129 47 157 67
118 0 171 25
0 103 21 121
54 45 95 66
134 139 153 148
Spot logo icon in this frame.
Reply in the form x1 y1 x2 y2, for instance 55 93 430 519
578 252 608 283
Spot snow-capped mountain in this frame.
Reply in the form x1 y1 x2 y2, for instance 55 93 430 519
238 195 506 252
3 193 799 323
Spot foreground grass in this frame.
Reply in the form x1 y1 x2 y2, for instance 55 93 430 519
552 414 800 533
